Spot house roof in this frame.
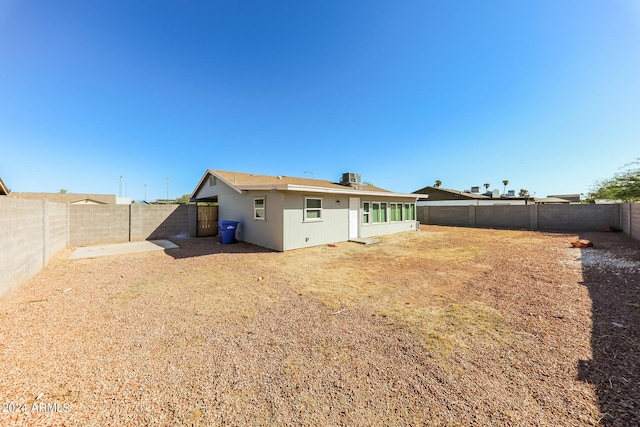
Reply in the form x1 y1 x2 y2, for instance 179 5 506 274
534 196 571 204
8 192 116 204
547 194 581 203
0 177 8 195
412 186 491 201
192 169 419 200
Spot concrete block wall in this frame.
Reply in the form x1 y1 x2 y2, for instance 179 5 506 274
130 204 196 241
0 198 68 297
621 203 640 240
43 202 68 262
418 206 470 226
70 204 198 246
476 205 531 229
69 205 130 246
537 204 620 231
418 204 621 232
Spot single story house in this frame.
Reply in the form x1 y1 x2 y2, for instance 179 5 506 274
191 169 419 251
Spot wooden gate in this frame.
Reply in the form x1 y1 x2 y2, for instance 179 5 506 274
197 206 218 237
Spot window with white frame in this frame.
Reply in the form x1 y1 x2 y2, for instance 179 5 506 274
304 197 322 221
254 197 265 220
404 203 416 220
362 202 388 224
362 202 371 224
390 203 403 222
370 202 388 223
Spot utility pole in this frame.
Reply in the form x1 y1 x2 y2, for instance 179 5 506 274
165 177 170 200
304 171 314 179
119 176 123 197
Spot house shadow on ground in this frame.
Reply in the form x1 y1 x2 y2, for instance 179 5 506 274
576 231 640 426
164 237 274 259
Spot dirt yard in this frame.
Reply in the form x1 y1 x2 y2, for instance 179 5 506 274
1 225 639 426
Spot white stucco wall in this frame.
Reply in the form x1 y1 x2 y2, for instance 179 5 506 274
283 193 349 251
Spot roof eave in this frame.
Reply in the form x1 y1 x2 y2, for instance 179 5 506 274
280 184 418 198
190 170 244 201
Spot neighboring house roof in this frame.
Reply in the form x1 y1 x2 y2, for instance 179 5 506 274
547 194 581 203
412 186 491 201
8 192 116 204
0 177 8 195
192 169 418 200
534 197 571 204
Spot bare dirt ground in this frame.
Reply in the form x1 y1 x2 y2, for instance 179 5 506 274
1 225 639 426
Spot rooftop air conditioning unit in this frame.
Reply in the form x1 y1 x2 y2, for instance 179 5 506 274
470 186 480 193
340 172 361 186
507 190 515 197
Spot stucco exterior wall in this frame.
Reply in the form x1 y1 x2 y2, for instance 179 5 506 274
218 189 285 251
282 193 348 251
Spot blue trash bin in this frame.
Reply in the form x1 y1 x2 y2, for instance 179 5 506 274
218 220 239 244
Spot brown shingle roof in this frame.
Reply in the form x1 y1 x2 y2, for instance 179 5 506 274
192 169 418 200
213 170 391 193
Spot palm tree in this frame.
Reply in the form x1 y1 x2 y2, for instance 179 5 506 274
502 180 509 194
483 183 490 192
434 180 442 188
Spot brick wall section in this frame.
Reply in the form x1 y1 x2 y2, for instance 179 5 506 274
418 204 621 232
0 198 67 297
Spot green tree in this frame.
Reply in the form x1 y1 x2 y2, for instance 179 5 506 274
586 161 640 202
484 183 490 192
58 189 68 194
519 189 530 197
434 180 442 188
175 194 191 204
502 180 509 194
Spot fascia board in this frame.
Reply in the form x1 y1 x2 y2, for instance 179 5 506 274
287 184 419 199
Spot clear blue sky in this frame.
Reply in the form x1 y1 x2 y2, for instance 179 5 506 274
1 1 639 200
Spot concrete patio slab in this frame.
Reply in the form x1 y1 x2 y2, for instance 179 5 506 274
69 240 179 260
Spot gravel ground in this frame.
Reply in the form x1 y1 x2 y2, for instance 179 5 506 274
1 226 638 426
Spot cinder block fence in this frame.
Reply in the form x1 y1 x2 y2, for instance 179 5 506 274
1 200 197 297
417 203 630 232
68 204 197 246
0 199 67 297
